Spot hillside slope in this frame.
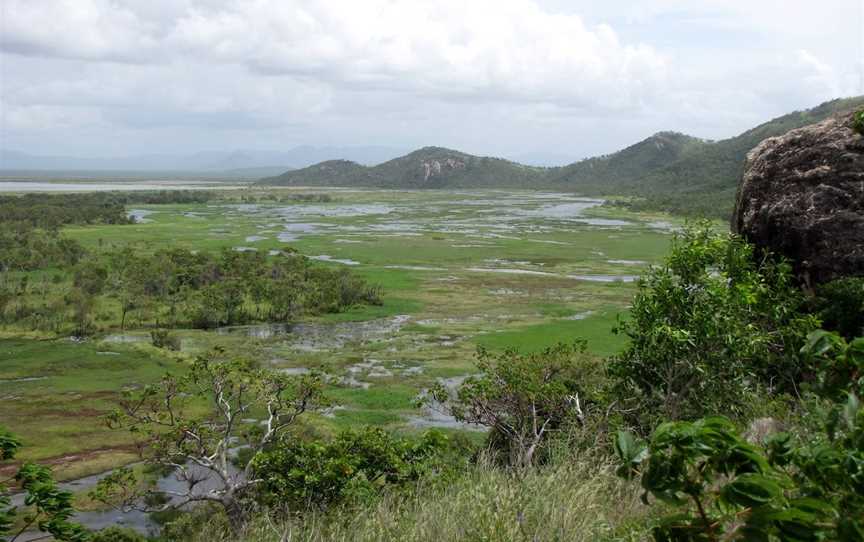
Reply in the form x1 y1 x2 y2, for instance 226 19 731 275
261 147 546 189
554 96 864 217
260 97 864 218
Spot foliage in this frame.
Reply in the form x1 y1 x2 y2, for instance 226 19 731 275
1 427 88 541
2 246 382 333
147 454 645 542
0 227 85 272
92 348 329 532
608 224 817 430
252 427 454 510
429 341 602 468
811 277 864 339
853 109 864 135
89 525 146 542
615 329 864 541
150 329 181 351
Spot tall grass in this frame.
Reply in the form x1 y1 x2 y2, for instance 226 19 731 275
179 455 648 542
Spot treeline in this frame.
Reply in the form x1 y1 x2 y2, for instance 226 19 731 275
0 191 221 230
0 191 225 272
0 193 131 230
2 247 382 336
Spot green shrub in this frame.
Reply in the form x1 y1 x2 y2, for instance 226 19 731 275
615 329 864 541
608 223 817 431
853 109 864 135
90 526 146 542
812 277 864 339
252 427 453 510
150 328 181 351
429 341 603 468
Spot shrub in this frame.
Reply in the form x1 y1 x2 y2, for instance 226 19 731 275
150 328 181 351
429 341 603 468
812 276 864 339
608 223 817 431
253 427 453 510
615 330 864 541
853 109 864 135
90 526 146 542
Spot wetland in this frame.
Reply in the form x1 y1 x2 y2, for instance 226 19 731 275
0 186 682 535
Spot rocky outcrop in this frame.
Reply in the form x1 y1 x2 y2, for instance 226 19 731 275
733 110 864 287
421 158 466 181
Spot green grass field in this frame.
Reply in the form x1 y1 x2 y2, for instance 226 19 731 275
2 188 682 479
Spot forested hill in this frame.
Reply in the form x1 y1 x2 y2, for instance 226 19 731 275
558 95 864 217
260 146 546 189
259 96 864 218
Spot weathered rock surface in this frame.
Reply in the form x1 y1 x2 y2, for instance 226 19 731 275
733 110 864 286
421 158 466 181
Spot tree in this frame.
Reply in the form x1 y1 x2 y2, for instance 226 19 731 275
429 341 601 468
608 224 817 431
92 348 328 532
1 428 88 542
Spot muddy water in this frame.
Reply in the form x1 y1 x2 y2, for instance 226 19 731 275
217 315 410 351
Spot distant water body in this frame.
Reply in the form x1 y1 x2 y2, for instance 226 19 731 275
0 181 243 193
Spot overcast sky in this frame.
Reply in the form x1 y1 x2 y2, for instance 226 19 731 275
1 0 862 162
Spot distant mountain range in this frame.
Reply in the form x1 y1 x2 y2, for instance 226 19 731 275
261 96 864 218
0 146 407 172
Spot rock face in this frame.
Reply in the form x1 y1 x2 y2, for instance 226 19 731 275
733 110 864 287
421 158 466 181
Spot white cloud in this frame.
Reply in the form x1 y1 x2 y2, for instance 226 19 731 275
0 0 160 62
1 0 668 109
0 0 859 158
168 0 668 108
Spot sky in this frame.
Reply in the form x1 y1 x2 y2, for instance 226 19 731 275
1 0 862 164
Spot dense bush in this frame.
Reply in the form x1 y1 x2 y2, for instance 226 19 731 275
608 224 817 431
253 427 453 510
812 277 864 339
615 329 864 541
430 341 603 468
853 109 864 135
89 526 146 542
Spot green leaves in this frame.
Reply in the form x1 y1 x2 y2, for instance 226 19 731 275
720 473 783 508
0 428 21 461
613 431 648 479
609 224 817 430
615 331 864 542
853 109 864 136
253 427 453 509
1 429 89 542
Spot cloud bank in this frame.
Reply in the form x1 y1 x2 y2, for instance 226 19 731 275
0 0 859 161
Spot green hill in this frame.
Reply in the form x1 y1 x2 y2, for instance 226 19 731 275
261 147 546 189
260 96 864 218
553 96 864 217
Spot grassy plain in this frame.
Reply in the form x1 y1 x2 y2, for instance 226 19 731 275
2 188 682 480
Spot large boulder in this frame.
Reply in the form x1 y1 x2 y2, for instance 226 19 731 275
733 110 864 287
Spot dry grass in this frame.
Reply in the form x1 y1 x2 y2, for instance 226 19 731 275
184 455 649 542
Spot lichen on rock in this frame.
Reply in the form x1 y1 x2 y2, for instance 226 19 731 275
733 109 864 287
